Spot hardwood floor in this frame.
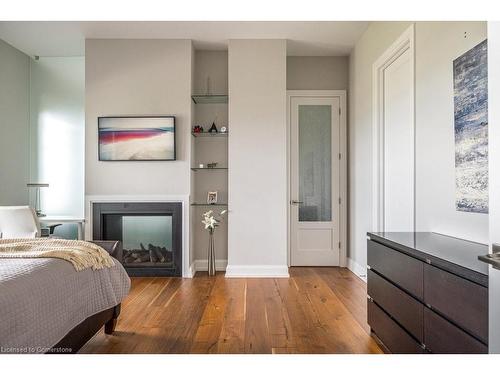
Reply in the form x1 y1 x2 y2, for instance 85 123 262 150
80 267 382 354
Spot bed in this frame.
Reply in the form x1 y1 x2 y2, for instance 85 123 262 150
0 240 130 354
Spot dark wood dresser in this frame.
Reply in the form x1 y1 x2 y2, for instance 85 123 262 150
367 232 489 354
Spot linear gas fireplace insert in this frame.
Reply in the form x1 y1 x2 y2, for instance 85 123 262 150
92 202 182 276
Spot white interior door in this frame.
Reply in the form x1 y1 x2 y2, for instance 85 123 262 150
373 26 415 232
383 48 414 231
290 97 340 266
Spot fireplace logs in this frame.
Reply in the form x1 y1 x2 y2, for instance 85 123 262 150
123 243 173 265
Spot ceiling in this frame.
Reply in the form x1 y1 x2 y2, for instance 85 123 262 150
0 21 369 57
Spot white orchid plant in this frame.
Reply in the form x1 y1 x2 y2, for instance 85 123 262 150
202 209 227 234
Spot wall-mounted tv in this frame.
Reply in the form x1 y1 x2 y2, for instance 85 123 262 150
98 116 176 161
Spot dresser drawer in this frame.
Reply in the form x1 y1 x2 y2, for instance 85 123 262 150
424 307 487 354
368 240 424 299
368 299 425 354
424 264 488 343
368 269 424 342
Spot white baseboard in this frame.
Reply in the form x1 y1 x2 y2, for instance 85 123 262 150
191 259 228 276
347 257 367 283
225 265 289 278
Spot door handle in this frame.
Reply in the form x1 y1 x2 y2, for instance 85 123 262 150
290 200 304 205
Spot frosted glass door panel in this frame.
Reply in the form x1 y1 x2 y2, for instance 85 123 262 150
290 95 340 266
298 105 332 222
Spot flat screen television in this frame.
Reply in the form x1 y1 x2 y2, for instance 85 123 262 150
98 116 176 161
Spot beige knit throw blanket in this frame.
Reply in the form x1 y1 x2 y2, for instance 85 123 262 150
0 238 115 271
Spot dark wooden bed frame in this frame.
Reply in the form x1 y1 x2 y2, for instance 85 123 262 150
48 240 123 354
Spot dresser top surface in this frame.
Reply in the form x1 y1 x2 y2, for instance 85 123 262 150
367 232 489 277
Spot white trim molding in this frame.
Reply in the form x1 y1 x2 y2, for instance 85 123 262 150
372 24 416 233
85 194 192 278
191 259 228 276
347 257 367 283
225 265 289 278
286 90 348 268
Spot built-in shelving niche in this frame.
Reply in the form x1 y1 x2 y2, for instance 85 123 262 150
190 50 229 271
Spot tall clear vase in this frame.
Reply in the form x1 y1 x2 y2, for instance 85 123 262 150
207 230 216 276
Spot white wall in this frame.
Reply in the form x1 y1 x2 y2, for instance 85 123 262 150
348 22 488 271
85 39 193 197
0 39 30 206
348 22 412 271
30 57 85 217
415 22 487 242
227 40 288 277
287 56 348 90
487 21 500 354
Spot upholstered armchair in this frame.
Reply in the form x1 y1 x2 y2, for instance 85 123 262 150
0 206 41 239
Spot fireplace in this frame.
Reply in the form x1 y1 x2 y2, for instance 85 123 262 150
92 202 182 276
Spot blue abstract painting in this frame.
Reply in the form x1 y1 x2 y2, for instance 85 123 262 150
454 40 488 214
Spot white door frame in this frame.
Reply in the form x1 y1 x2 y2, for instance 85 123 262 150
372 24 416 232
286 90 347 267
488 22 500 353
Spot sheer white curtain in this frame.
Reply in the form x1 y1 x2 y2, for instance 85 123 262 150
29 57 84 218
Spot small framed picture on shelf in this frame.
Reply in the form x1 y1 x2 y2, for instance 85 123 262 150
207 191 218 205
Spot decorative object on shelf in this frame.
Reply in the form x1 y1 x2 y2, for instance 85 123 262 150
98 116 176 161
207 191 218 205
193 125 204 133
208 122 218 133
453 40 488 214
220 126 227 133
201 209 227 276
207 162 218 169
199 163 204 168
27 182 49 217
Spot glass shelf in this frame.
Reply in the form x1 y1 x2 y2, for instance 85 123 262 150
190 203 228 207
191 95 228 104
191 167 228 171
191 131 228 137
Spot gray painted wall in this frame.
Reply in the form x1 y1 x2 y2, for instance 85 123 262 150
287 56 348 90
194 50 228 95
0 39 30 206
